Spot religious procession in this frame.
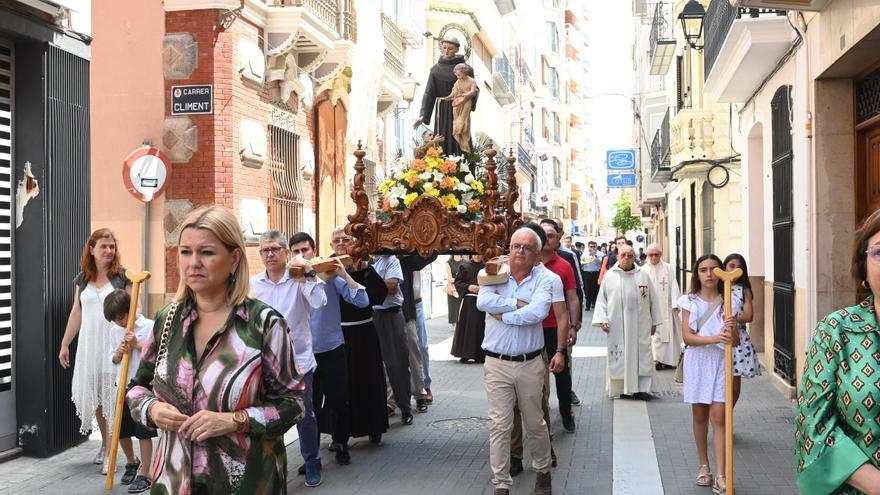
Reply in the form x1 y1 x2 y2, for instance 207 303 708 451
1 0 879 494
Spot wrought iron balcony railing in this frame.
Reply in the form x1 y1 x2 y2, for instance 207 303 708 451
704 3 786 81
270 0 339 32
651 108 671 183
493 53 516 98
517 143 533 175
648 2 675 75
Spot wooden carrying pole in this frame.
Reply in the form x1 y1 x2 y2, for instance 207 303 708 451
105 270 150 491
713 266 742 495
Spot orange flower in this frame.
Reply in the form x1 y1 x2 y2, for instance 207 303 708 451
426 147 440 158
442 160 456 174
440 177 454 190
411 159 426 172
407 175 421 187
383 198 393 211
468 199 481 212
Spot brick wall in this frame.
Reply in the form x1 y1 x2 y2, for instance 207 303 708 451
164 10 318 290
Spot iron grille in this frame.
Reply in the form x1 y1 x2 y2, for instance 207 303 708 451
268 126 304 237
771 85 795 386
46 45 92 451
676 55 687 111
704 3 786 81
701 182 713 255
650 108 671 179
0 41 11 394
856 66 880 124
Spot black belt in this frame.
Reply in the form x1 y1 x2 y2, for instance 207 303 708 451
483 349 543 362
375 306 401 313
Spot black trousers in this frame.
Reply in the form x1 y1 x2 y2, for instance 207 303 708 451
313 344 351 444
583 271 600 310
543 327 572 417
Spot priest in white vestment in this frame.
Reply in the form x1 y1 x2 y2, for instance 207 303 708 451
592 245 661 399
642 244 682 368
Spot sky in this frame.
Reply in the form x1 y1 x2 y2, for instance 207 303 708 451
580 0 636 204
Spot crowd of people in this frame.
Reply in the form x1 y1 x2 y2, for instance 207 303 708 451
57 202 827 495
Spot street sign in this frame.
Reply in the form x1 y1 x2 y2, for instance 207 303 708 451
606 149 636 171
171 84 213 115
607 173 637 188
123 146 172 202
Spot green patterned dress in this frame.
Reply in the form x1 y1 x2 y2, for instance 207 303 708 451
796 296 880 494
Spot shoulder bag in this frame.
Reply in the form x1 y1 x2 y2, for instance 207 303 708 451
673 298 722 383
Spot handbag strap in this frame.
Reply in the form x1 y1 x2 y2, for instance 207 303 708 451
695 298 723 333
155 302 179 371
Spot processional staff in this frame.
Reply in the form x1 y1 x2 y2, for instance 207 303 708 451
713 266 743 495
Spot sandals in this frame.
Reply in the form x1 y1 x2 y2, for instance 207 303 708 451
695 465 712 486
713 474 727 494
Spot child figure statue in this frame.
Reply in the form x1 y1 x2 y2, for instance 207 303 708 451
444 63 478 153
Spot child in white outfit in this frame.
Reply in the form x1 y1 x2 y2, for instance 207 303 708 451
104 289 155 494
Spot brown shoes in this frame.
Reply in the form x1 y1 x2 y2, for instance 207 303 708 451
534 470 552 495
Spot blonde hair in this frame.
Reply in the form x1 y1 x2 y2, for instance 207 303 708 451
174 205 249 306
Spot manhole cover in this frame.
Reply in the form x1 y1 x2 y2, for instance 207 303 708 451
431 417 491 432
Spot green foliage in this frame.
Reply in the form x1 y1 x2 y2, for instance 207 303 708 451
611 192 642 234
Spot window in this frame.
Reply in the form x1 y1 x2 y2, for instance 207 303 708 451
268 126 305 236
542 109 549 139
701 181 713 255
553 157 561 187
553 112 560 144
548 67 558 98
547 22 558 53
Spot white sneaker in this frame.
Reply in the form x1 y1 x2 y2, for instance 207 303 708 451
101 455 116 475
94 447 105 465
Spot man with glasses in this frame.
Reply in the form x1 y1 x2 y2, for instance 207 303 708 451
329 228 391 445
290 232 370 471
642 243 682 370
478 227 565 495
250 231 328 487
592 245 662 400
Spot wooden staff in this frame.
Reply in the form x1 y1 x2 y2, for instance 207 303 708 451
105 270 150 491
713 266 742 495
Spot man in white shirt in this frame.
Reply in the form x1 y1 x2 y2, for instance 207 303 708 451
250 230 327 486
477 227 565 495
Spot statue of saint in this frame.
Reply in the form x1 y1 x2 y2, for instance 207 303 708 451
413 36 478 156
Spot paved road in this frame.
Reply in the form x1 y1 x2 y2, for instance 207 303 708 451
0 313 797 494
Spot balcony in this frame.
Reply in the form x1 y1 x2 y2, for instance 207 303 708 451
524 123 535 147
263 0 356 105
650 108 672 183
492 54 516 105
703 4 793 103
648 2 675 75
376 13 406 116
670 108 715 181
516 143 535 179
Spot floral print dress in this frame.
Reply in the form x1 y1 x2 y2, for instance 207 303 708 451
127 298 304 494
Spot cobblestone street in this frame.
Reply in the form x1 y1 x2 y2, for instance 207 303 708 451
0 314 797 494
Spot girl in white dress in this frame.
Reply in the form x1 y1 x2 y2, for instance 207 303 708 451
58 229 130 473
678 254 740 494
723 253 761 410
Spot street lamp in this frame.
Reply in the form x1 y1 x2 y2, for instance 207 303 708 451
400 74 420 109
679 0 706 50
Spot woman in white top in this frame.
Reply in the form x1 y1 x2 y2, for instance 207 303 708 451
678 254 739 494
58 229 131 473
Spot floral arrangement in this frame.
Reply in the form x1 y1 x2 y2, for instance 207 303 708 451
378 145 487 221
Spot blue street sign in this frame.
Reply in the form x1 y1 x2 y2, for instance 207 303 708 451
606 149 636 171
607 173 637 188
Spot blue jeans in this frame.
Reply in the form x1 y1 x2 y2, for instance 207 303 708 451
415 302 431 389
297 369 320 465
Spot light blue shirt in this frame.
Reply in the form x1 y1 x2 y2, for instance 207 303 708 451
477 265 557 356
309 276 368 354
372 255 404 309
250 271 326 373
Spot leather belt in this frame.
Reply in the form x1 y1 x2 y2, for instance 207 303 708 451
341 317 373 327
375 306 401 313
483 349 543 362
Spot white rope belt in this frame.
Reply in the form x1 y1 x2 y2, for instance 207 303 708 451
341 317 373 327
465 293 478 297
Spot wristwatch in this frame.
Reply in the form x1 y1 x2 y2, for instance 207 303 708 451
304 269 317 278
556 348 567 355
232 410 248 432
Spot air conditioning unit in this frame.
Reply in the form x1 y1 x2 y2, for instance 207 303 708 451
730 0 830 11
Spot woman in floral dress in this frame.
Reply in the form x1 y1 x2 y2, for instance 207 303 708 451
722 253 761 409
127 206 304 494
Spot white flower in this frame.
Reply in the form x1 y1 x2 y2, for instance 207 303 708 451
464 173 475 184
462 192 474 203
423 182 434 192
457 205 467 214
459 163 470 173
432 171 445 182
456 182 470 192
420 172 433 181
389 185 407 201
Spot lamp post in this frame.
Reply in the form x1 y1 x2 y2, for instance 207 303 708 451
400 74 420 108
679 0 706 50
